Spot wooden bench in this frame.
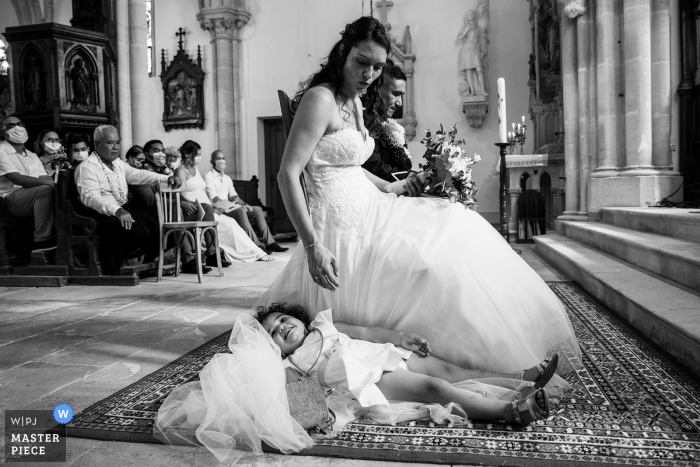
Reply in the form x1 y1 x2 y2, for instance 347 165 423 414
54 169 164 286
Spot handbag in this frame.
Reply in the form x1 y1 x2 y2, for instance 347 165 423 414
285 328 334 432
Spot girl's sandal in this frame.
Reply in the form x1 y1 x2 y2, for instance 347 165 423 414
511 387 550 426
520 354 559 390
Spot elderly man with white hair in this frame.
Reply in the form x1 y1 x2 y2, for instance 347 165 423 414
74 125 181 275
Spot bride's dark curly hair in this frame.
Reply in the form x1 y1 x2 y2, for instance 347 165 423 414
292 16 391 125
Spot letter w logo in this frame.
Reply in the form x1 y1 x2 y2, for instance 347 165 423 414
58 409 69 418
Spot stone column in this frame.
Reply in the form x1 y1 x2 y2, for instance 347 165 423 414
116 0 132 149
128 0 148 147
576 10 590 216
592 0 621 177
558 7 584 219
622 0 655 175
650 0 676 172
198 4 250 180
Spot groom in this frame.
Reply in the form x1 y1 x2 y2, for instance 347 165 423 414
362 60 424 197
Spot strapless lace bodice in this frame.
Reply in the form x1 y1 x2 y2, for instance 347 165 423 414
305 128 377 235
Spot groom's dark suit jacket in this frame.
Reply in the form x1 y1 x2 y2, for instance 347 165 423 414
362 137 403 182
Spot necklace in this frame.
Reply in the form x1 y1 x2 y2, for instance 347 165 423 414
97 156 128 205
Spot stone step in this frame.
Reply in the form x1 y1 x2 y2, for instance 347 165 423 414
534 233 700 377
556 220 700 292
600 207 700 243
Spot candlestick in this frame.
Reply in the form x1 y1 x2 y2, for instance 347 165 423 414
522 115 525 125
497 78 507 143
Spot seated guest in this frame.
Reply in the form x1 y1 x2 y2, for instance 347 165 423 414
126 145 146 169
143 139 172 175
164 146 181 171
174 140 224 273
126 145 158 211
74 125 181 275
204 150 287 254
35 129 65 176
361 60 424 197
0 115 56 253
66 133 91 166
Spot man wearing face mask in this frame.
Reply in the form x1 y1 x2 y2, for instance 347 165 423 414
204 150 287 253
0 115 56 253
142 140 172 176
66 133 91 166
74 125 182 275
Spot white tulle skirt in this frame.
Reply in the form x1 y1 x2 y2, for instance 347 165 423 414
155 314 554 464
254 192 580 373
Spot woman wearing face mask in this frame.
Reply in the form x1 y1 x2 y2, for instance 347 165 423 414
175 140 225 273
175 140 272 268
164 146 181 171
35 129 65 176
66 133 91 166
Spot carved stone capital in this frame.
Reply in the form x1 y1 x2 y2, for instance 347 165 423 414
557 0 586 18
197 7 251 42
462 97 488 128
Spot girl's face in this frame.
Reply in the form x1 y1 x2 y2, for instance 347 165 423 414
341 40 387 97
262 312 308 357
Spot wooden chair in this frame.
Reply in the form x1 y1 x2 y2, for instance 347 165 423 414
277 90 309 209
155 185 223 283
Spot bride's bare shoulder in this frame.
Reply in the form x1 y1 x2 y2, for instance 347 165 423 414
299 85 336 108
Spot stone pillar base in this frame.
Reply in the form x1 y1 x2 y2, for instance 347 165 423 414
589 175 683 213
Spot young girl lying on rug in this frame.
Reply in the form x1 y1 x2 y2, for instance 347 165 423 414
257 303 559 428
155 304 565 464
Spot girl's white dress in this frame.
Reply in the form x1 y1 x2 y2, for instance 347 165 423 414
155 313 537 464
254 128 580 373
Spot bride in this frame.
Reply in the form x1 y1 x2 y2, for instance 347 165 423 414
255 16 580 373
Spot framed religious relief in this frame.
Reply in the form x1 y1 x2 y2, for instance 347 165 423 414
160 28 205 131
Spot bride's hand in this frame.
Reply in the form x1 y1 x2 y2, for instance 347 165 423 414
306 243 340 291
400 332 432 357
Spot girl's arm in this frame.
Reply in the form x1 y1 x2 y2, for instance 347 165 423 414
277 87 340 290
335 321 431 357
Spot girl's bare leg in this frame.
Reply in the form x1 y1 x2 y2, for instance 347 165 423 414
375 369 516 422
406 355 519 384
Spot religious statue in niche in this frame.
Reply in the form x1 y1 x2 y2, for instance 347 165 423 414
20 47 47 111
160 28 205 132
458 8 488 97
0 76 11 120
458 0 490 128
65 50 97 113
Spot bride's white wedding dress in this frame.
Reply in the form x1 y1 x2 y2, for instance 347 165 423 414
255 127 580 372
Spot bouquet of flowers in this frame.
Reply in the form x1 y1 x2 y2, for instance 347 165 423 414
419 123 480 209
48 146 70 182
374 118 412 172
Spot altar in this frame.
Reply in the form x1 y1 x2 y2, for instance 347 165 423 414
505 153 564 242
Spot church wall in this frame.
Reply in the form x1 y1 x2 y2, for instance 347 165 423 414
145 0 217 160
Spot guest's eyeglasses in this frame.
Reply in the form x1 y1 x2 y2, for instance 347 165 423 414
105 140 121 148
3 122 25 130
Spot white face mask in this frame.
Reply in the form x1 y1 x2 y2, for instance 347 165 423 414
194 156 202 165
45 142 61 153
168 159 181 170
214 160 226 171
73 150 89 161
152 151 166 166
7 126 28 144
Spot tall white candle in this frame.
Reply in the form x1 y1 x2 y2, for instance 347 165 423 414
497 78 507 143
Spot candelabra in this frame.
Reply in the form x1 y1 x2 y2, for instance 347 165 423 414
507 122 527 155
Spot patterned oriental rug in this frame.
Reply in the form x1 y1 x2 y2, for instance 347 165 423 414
66 282 700 466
